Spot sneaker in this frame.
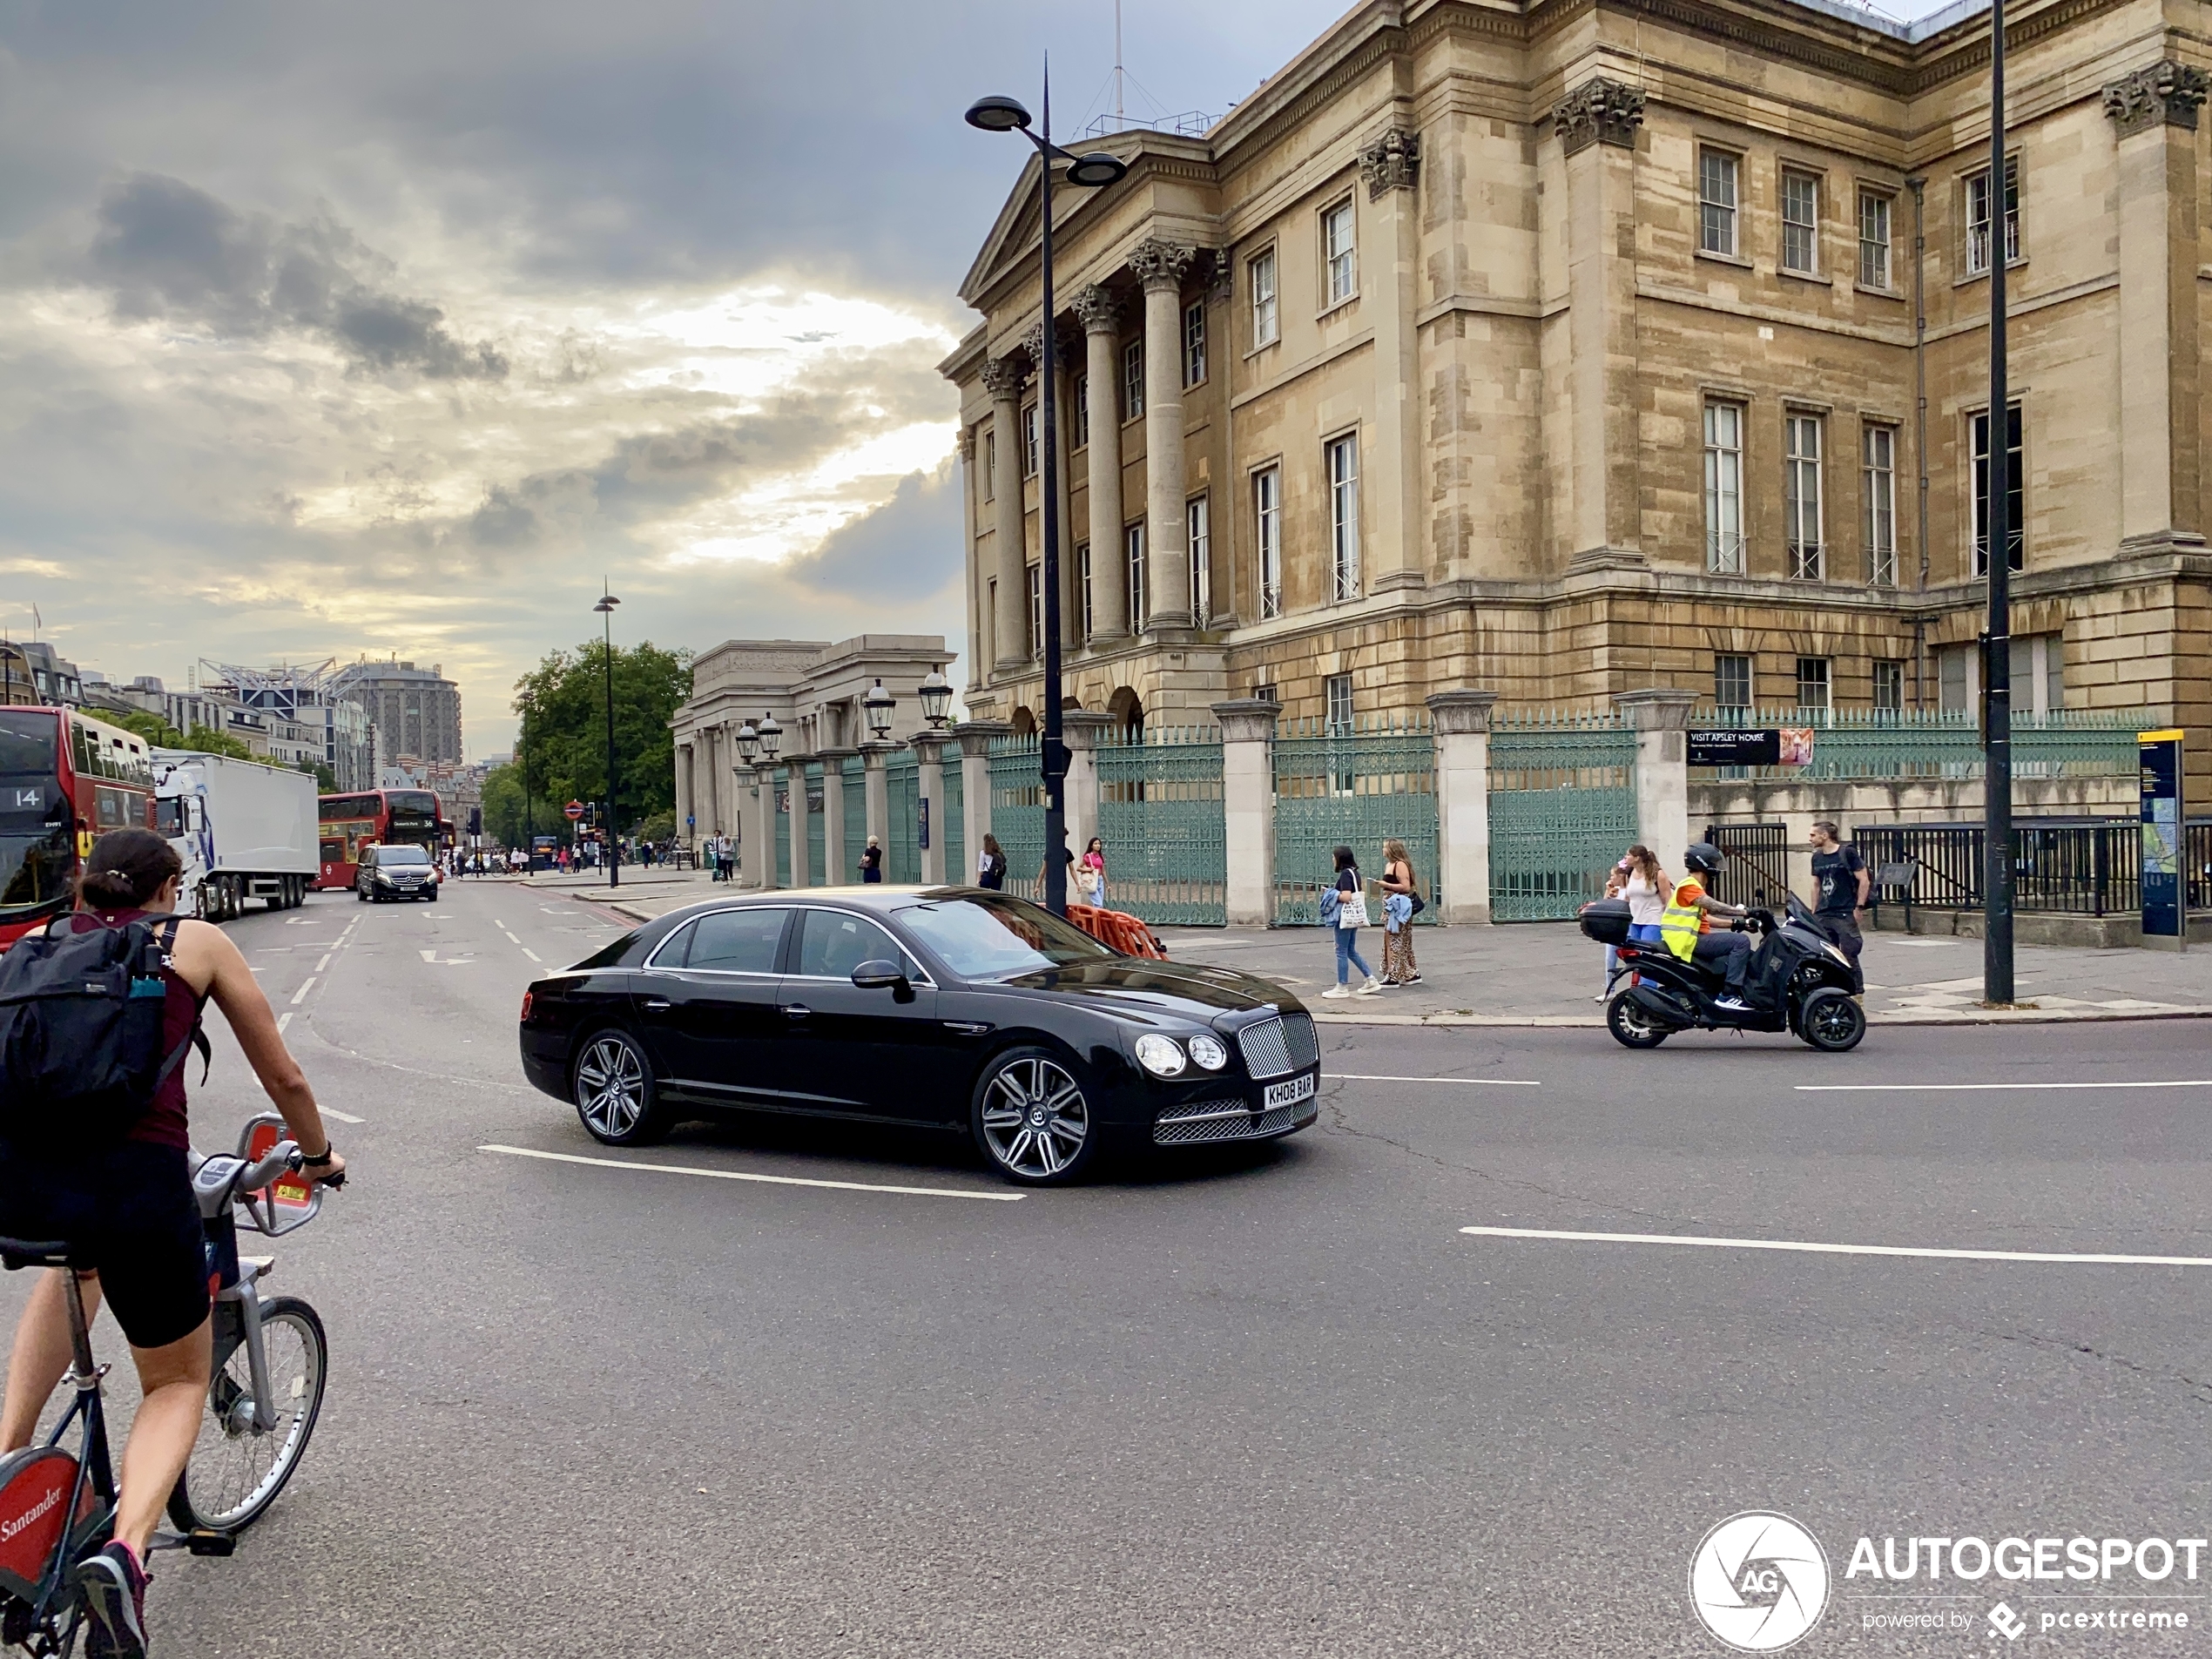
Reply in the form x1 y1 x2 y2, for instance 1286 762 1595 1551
1713 995 1752 1013
1403 974 1421 985
78 1541 148 1659
1357 977 1385 996
1322 984 1353 1000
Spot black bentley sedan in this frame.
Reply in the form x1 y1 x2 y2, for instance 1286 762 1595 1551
517 887 1320 1185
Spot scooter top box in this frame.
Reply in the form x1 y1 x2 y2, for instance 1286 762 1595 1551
1577 898 1632 945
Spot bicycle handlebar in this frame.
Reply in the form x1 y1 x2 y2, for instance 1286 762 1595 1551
239 1141 303 1193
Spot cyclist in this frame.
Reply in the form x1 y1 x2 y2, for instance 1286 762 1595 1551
0 829 346 1658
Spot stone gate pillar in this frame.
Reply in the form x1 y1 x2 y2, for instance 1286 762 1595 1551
1426 691 1499 925
860 742 894 871
1212 698 1279 928
818 749 855 884
1062 711 1116 877
1614 689 1699 869
954 721 1009 878
913 732 949 886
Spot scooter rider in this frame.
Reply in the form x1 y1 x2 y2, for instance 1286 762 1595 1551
1658 842 1756 1013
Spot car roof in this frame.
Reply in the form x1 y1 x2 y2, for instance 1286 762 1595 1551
654 885 968 923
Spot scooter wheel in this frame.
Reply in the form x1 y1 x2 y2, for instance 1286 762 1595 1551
1606 993 1671 1049
1798 988 1866 1052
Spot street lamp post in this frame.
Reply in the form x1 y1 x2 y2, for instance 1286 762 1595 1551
967 78 1127 914
594 583 622 889
1983 0 2014 1003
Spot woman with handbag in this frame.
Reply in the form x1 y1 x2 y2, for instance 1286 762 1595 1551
976 833 1008 891
1377 837 1422 986
1319 845 1382 999
1076 838 1107 906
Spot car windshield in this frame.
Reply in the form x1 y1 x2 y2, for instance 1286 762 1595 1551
896 894 1116 979
377 845 431 866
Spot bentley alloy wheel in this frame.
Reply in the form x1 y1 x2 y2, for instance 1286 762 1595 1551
973 1048 1096 1186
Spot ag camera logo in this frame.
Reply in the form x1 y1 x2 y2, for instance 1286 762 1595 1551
1690 1512 1831 1652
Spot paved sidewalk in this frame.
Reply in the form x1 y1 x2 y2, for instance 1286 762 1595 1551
530 868 2212 1026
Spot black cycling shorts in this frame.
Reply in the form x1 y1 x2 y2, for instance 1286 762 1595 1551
0 1142 210 1351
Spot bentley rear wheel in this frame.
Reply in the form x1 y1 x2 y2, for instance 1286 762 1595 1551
573 1029 669 1145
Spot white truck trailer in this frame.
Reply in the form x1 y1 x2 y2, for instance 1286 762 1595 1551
152 752 320 921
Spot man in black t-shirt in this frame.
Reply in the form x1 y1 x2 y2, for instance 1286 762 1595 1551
1808 820 1868 965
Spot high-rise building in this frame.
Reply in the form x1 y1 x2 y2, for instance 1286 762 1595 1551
332 658 464 770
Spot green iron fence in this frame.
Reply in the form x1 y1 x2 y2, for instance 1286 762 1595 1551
1272 716 1440 925
988 733 1045 901
803 762 825 886
774 766 792 888
886 750 921 885
1096 725 1227 925
1487 710 1639 921
841 754 866 883
1687 707 2148 782
940 754 965 886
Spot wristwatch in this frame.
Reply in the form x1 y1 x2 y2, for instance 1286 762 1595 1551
301 1145 337 1168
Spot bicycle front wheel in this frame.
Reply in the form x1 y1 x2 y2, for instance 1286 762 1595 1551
167 1296 327 1534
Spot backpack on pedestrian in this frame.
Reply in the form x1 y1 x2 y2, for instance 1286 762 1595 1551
0 915 207 1147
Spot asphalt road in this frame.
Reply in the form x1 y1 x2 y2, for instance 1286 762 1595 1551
13 879 2212 1656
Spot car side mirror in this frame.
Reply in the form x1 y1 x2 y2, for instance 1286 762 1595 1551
850 959 910 995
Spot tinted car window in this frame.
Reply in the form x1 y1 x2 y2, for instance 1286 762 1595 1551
376 845 431 866
794 910 906 980
896 894 1116 979
678 907 789 974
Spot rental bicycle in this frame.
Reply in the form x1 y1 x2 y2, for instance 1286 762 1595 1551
0 1116 334 1655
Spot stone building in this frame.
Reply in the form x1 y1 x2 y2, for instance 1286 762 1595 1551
671 635 955 843
943 0 2212 784
332 658 464 769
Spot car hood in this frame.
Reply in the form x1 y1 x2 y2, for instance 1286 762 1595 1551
990 958 1299 1023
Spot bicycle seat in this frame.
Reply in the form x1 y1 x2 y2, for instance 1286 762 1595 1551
0 1238 88 1271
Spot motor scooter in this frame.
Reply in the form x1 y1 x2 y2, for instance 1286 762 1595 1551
1581 892 1866 1051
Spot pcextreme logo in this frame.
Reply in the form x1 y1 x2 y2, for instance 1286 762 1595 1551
1689 1512 1832 1652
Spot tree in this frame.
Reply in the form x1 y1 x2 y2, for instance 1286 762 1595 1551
107 709 258 761
511 641 691 835
295 759 338 792
480 762 528 849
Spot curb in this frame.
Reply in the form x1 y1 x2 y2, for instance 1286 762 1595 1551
1311 1007 2212 1028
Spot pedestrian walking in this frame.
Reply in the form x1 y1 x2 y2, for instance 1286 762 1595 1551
1376 838 1422 986
860 834 883 883
1808 820 1868 966
1076 837 1106 907
1318 845 1381 999
976 833 1007 891
1594 844 1671 999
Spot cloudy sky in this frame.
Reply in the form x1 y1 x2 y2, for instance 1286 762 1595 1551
0 0 1953 758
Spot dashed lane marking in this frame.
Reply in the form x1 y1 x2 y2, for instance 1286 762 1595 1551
276 1013 293 1033
323 1109 366 1124
1333 1074 1542 1087
479 1143 1025 1202
521 948 542 962
315 954 332 973
1457 1224 2212 1267
1795 1080 2212 1093
289 978 316 1005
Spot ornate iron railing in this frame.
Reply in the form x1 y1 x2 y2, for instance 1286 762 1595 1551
987 733 1044 902
1487 709 1639 921
841 754 866 884
885 750 920 885
1856 818 2212 919
1688 707 2148 782
1097 725 1227 925
803 761 825 887
939 754 965 887
1271 716 1439 925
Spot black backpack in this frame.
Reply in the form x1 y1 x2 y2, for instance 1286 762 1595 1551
0 914 207 1146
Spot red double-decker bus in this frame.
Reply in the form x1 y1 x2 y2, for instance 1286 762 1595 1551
0 707 157 949
314 788 448 890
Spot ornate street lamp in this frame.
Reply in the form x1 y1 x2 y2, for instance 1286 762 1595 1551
592 584 621 888
917 665 953 731
734 720 759 765
967 76 1127 916
864 678 898 742
757 712 781 762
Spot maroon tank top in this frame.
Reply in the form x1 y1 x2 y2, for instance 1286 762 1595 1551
66 908 201 1150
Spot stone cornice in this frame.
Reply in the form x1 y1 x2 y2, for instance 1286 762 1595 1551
2103 60 2212 137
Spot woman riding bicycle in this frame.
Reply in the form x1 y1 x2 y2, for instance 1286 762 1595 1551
0 828 345 1658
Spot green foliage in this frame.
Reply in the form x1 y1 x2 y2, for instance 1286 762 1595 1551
106 708 258 761
296 759 339 792
479 762 529 848
512 640 691 835
635 810 677 845
106 709 185 749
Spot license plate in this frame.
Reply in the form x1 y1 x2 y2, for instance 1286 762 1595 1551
1264 1072 1317 1110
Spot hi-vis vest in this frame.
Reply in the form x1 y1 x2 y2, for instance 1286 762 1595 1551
1659 878 1709 961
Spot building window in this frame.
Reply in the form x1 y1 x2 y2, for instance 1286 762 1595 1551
1872 658 1904 712
1074 376 1089 450
1022 404 1039 478
1858 190 1892 288
1965 158 2020 276
1077 543 1093 639
1784 413 1824 581
1122 339 1145 421
1699 150 1739 258
1124 523 1146 631
1251 248 1278 347
1715 653 1752 710
1938 643 1971 711
1183 301 1206 388
1252 683 1278 705
1255 466 1283 619
1795 657 1831 711
1971 402 2024 575
1863 424 1897 586
1324 673 1355 736
1703 402 1745 574
1781 170 1819 274
1186 495 1211 622
2013 631 2066 715
983 431 995 502
1326 434 1360 602
1026 563 1042 661
1323 199 1356 307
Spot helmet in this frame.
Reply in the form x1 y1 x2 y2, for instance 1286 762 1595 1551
1683 841 1725 876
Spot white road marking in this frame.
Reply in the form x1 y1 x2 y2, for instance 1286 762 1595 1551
1334 1074 1542 1087
521 948 542 962
290 978 315 1005
315 954 332 973
1457 1224 2212 1267
419 949 435 962
479 1143 1025 1202
276 1013 292 1033
323 1109 365 1124
1796 1080 2212 1094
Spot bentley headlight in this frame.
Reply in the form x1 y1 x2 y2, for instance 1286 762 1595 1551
1134 1034 1187 1077
1188 1033 1230 1070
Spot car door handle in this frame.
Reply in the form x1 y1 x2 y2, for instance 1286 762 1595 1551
782 1004 811 1020
641 999 671 1013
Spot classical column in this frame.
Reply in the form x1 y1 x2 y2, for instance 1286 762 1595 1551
1062 711 1116 881
818 748 855 883
1022 320 1081 655
1131 239 1197 631
1076 286 1129 644
1551 79 1646 566
1426 691 1499 926
1360 128 1424 593
913 732 949 885
737 763 770 889
673 741 693 846
786 757 812 889
982 354 1029 669
1211 698 1280 928
860 742 894 866
2105 62 2210 547
1613 689 1698 870
958 426 983 696
954 720 1009 873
